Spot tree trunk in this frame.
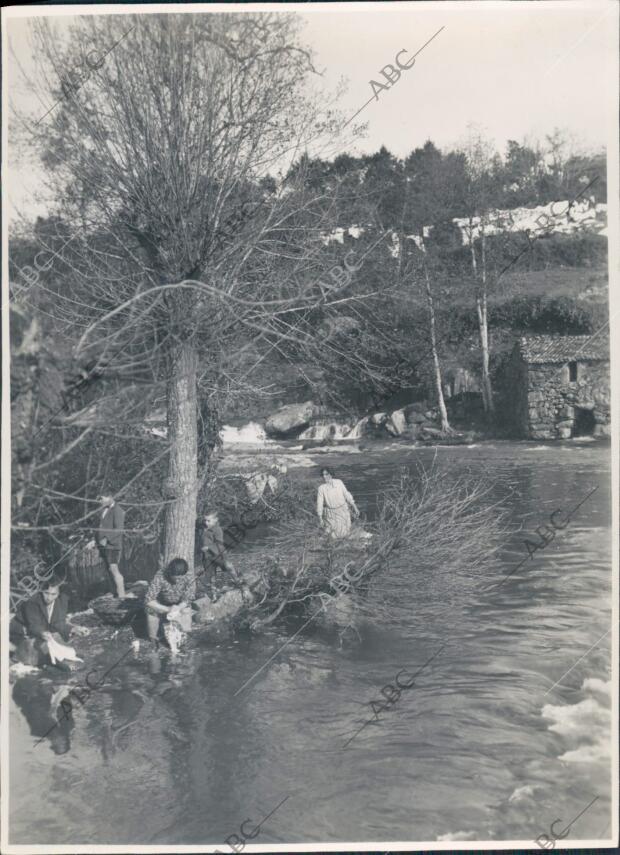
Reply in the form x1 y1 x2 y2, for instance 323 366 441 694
470 227 494 415
423 262 451 433
476 294 494 415
164 339 198 568
477 231 494 414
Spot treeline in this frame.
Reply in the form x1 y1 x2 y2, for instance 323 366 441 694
11 131 607 426
287 134 606 231
273 131 607 421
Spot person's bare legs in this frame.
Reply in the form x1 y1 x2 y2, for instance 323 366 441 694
99 546 126 598
146 611 160 643
108 562 125 598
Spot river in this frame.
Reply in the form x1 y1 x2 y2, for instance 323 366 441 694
9 440 613 847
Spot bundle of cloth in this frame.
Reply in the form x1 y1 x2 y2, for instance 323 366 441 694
164 604 193 655
46 635 83 666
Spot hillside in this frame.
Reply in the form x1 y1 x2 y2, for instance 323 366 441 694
493 265 607 303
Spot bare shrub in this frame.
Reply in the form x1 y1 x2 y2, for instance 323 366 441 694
238 458 508 631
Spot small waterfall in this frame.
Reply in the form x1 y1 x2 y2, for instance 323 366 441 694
298 420 353 440
346 416 370 439
220 422 270 445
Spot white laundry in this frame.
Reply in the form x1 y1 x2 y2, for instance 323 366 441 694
47 636 83 666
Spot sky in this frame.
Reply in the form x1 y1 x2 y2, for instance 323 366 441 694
298 0 616 156
3 0 617 221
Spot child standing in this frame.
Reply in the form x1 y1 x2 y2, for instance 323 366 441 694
200 512 242 602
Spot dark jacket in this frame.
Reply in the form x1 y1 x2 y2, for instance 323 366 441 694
10 592 71 641
201 523 225 556
96 503 125 550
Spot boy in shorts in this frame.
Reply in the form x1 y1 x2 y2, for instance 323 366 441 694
90 494 126 598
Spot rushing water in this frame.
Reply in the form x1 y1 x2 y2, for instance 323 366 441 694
9 441 613 846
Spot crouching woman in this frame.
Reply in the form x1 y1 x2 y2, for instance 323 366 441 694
145 558 195 647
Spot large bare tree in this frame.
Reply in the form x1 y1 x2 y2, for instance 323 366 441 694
13 12 361 567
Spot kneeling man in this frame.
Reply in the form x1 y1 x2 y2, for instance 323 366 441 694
10 575 84 668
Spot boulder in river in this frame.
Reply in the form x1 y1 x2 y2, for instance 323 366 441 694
403 404 427 424
385 409 407 436
264 401 317 438
193 591 247 625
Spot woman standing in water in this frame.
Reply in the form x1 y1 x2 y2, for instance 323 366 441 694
316 467 359 538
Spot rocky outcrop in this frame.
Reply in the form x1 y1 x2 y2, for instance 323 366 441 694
348 401 446 441
264 401 318 438
392 402 445 439
260 398 454 444
348 413 388 439
403 404 427 424
298 419 354 441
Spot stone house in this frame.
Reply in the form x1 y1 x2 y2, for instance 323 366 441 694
508 334 610 439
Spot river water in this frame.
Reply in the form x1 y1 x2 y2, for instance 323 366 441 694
9 441 614 847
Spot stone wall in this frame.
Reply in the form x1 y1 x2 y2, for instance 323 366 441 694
526 360 610 439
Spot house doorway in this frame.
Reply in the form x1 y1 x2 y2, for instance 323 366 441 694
572 407 596 437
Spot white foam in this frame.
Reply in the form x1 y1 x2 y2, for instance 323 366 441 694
559 742 610 763
220 422 271 446
508 784 537 803
582 677 611 699
541 679 611 764
437 830 477 841
347 416 370 439
298 421 353 440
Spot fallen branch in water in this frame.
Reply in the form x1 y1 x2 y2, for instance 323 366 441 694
236 458 508 632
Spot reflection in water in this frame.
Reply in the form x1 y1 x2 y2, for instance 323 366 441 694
9 442 613 845
12 676 74 755
99 686 145 763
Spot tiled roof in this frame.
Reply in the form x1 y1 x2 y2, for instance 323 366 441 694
518 334 609 364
